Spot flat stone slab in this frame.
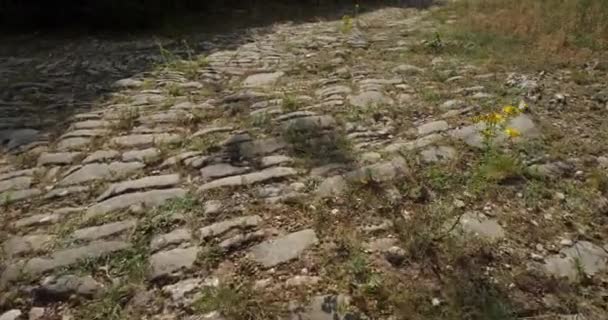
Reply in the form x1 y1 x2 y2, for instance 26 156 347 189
72 219 137 241
282 115 336 132
420 146 457 163
150 228 192 252
122 148 161 163
260 155 293 168
248 229 318 268
0 176 32 193
87 188 187 217
44 186 90 200
0 169 34 181
35 274 103 300
1 188 41 204
37 152 81 166
348 91 393 107
191 126 233 139
345 157 408 183
4 234 56 257
13 208 81 229
1 240 131 284
149 246 199 280
82 150 120 164
543 241 608 281
58 162 144 186
198 167 297 192
97 174 181 201
243 71 285 87
60 129 108 140
455 212 505 241
198 215 262 240
56 137 91 151
200 164 250 181
417 120 449 136
71 120 111 130
111 133 181 148
384 134 442 153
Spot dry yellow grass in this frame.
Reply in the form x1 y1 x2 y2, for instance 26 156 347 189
450 0 608 62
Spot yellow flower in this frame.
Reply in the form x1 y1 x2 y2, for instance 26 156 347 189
502 105 519 115
505 128 521 138
490 113 505 124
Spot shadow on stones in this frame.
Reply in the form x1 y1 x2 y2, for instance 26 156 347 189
0 0 435 155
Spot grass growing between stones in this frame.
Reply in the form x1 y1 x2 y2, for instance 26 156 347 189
193 282 280 320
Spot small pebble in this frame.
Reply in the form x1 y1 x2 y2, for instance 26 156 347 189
560 239 574 247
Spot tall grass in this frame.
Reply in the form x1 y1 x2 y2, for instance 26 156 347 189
450 0 608 61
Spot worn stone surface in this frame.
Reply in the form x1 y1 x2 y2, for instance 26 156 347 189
151 228 193 252
3 234 56 257
1 188 41 204
12 208 81 229
345 157 408 183
149 246 199 279
455 212 505 241
37 152 81 166
1 241 131 284
0 176 32 193
543 241 608 281
348 91 393 107
56 137 91 150
283 115 336 132
200 163 250 181
248 229 318 267
73 219 137 241
59 162 144 186
420 146 457 163
44 186 89 199
260 155 293 168
122 148 161 163
243 71 285 87
198 167 297 191
417 120 449 136
87 188 187 217
199 215 262 239
316 175 347 198
35 274 103 300
111 133 181 148
97 174 181 201
0 310 22 320
82 150 120 163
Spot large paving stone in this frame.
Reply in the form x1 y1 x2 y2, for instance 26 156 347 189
455 212 505 241
0 188 41 204
60 129 108 140
56 137 91 151
149 246 199 280
348 91 393 107
198 167 297 191
543 241 608 281
417 120 449 136
198 215 262 239
72 220 137 241
0 176 32 193
58 162 144 186
37 152 81 166
1 240 131 284
282 115 336 132
200 164 250 181
111 133 181 148
316 176 347 198
44 186 90 200
71 120 111 130
86 188 187 217
0 169 34 181
4 234 56 257
122 148 161 163
97 174 181 201
243 71 284 87
150 228 192 252
384 133 442 153
345 156 408 183
82 150 120 164
35 274 103 300
248 229 318 268
13 208 82 228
